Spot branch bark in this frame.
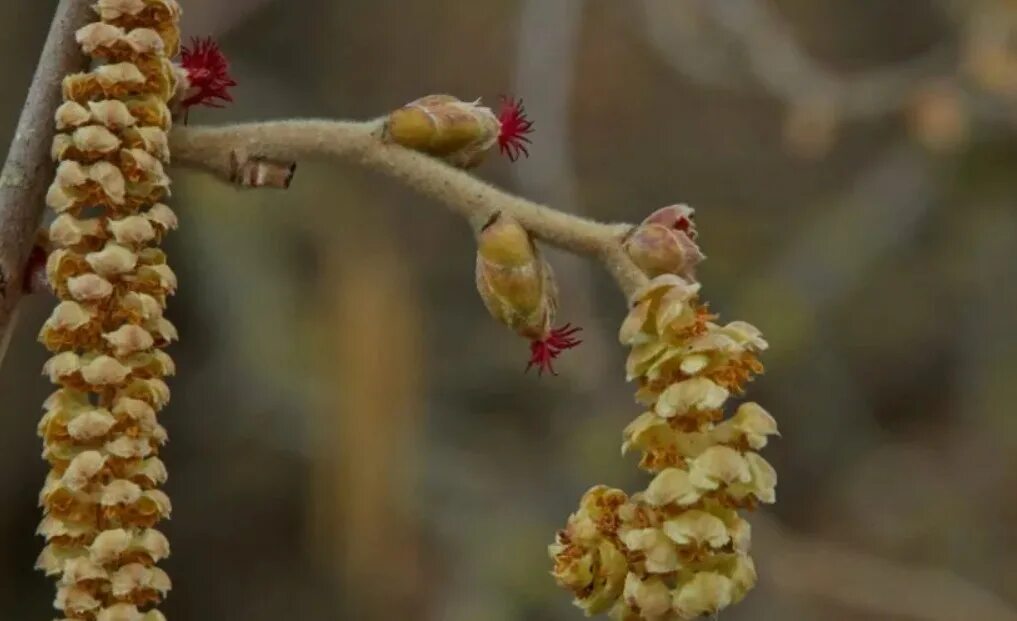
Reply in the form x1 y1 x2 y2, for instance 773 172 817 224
170 120 650 297
0 0 92 366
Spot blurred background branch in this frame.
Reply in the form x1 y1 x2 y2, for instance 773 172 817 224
758 516 1017 621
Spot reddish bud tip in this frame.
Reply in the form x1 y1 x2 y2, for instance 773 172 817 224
527 324 582 376
674 214 696 239
497 96 534 162
644 204 698 241
180 37 237 118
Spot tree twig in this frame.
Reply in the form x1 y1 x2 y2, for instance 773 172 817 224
640 0 952 120
169 120 650 297
0 0 92 369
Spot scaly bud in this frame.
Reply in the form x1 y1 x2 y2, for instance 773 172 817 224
624 204 704 280
474 213 580 374
385 95 501 168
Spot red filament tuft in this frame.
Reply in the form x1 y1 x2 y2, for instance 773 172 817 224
497 96 534 161
675 213 696 240
180 37 237 118
527 324 582 376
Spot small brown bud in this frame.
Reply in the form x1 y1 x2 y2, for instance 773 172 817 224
385 94 500 168
624 204 704 280
229 151 296 188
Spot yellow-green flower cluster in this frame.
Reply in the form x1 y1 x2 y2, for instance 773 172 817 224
550 270 778 618
37 2 182 620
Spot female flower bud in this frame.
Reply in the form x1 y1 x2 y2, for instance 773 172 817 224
178 38 236 122
385 94 534 168
624 204 704 280
474 213 580 374
386 95 500 168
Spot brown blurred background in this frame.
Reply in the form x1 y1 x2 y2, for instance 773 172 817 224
3 1 1017 619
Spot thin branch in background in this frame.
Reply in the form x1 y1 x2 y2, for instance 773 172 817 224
310 236 428 618
744 144 934 463
639 1 751 90
765 144 934 311
0 0 92 370
639 0 955 122
707 0 953 119
757 516 1017 621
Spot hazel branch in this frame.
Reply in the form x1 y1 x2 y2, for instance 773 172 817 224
0 0 93 367
169 120 650 296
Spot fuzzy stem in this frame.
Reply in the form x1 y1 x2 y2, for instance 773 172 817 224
0 0 92 369
169 120 649 297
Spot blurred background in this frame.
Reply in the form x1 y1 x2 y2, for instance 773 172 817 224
2 0 1017 619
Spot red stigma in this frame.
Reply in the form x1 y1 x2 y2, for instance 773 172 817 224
497 96 534 161
527 324 582 376
180 37 237 119
675 214 697 240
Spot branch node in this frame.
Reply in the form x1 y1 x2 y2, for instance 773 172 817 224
229 150 298 189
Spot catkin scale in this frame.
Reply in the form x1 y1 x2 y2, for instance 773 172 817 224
37 1 181 619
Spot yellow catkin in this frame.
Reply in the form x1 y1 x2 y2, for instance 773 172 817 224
550 269 778 618
37 2 181 619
